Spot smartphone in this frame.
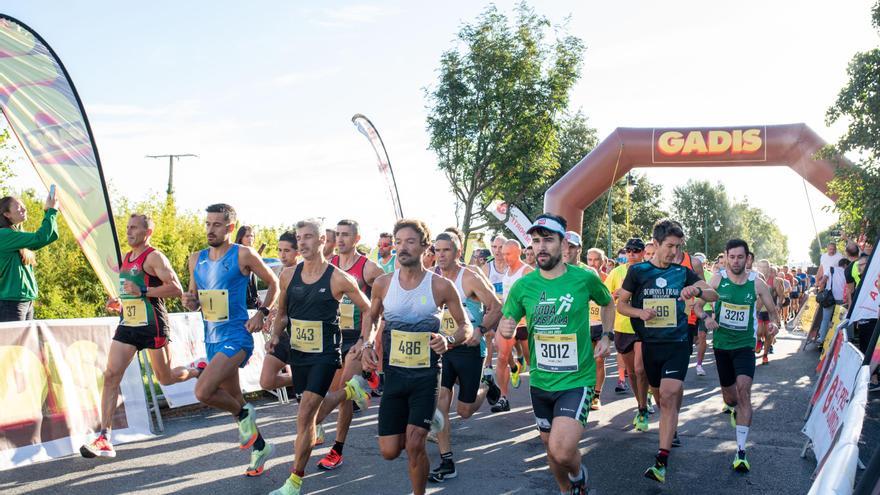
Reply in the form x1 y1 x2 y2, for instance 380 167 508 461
49 184 56 199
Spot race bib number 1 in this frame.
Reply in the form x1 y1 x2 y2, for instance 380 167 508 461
534 333 578 372
198 290 229 322
719 302 749 331
290 319 323 353
390 330 430 368
644 298 677 328
121 299 148 327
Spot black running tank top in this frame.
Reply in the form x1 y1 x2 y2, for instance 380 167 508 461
287 263 342 366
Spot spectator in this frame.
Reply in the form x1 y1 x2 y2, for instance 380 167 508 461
816 241 843 290
817 257 848 343
235 225 261 310
0 192 59 321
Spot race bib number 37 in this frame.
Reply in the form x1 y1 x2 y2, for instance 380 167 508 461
719 302 749 331
534 333 578 372
644 298 677 328
290 319 323 353
390 330 430 368
121 299 148 327
198 290 229 322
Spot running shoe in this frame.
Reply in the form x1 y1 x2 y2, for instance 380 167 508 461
430 408 445 435
428 459 457 483
633 411 649 432
314 423 325 446
768 345 775 354
568 465 589 495
238 403 258 449
671 431 681 447
483 369 501 405
762 355 769 365
371 373 384 398
245 442 273 477
269 474 302 495
646 391 656 414
189 358 208 378
732 450 750 472
696 364 706 376
316 448 344 470
614 380 629 394
724 406 737 428
510 360 522 389
755 341 763 354
80 434 116 458
490 396 510 413
345 375 371 410
644 464 666 483
365 370 380 390
590 396 601 411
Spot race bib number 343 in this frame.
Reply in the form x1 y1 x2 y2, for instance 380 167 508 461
390 330 430 368
290 319 323 353
534 333 578 372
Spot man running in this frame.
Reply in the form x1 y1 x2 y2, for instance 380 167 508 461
693 253 714 376
605 238 652 425
492 239 533 412
616 219 716 483
314 219 385 471
696 239 779 472
586 247 622 409
260 231 298 393
499 213 615 494
482 235 508 296
429 231 503 482
524 245 537 268
377 232 396 274
81 213 200 459
181 204 280 476
674 246 706 354
362 219 472 495
267 218 373 495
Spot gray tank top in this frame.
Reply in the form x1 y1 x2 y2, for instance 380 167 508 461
383 270 442 324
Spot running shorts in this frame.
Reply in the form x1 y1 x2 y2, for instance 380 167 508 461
530 386 593 432
642 341 690 387
590 324 602 343
713 347 756 387
515 325 528 341
206 332 254 369
614 332 639 354
440 351 483 403
758 311 770 323
269 330 291 364
378 368 440 436
292 362 339 397
113 324 169 351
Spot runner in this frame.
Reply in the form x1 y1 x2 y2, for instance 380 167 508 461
754 260 782 364
361 218 472 495
377 232 396 274
644 243 656 262
499 213 615 494
267 218 373 495
181 204 280 476
80 213 201 459
423 244 437 269
429 231 503 482
563 231 587 267
604 238 653 425
524 245 537 268
695 239 779 472
692 252 713 377
616 219 716 483
586 247 621 409
492 239 533 412
482 234 508 296
314 219 385 471
259 231 298 393
674 247 706 353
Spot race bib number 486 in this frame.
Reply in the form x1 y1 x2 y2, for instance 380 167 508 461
534 333 578 372
390 330 430 368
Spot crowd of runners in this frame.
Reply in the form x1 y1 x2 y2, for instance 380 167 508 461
76 201 864 494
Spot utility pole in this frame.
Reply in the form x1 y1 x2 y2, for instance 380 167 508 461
146 154 198 196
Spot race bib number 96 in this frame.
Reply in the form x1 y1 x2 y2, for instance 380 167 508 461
390 330 430 368
534 333 578 372
644 298 677 328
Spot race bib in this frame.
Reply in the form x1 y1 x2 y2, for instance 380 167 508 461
198 290 229 322
390 330 430 368
718 302 749 331
339 302 355 330
121 299 148 327
644 298 677 328
534 333 578 372
440 308 458 337
290 319 323 353
589 302 601 325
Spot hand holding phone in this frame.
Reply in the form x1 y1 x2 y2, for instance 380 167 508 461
44 184 59 211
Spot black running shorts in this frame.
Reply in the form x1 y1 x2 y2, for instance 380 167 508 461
530 386 593 433
614 332 639 355
590 324 603 343
642 341 690 388
378 368 440 436
713 347 756 387
113 324 169 351
269 330 291 364
291 362 338 398
515 325 528 341
440 351 483 403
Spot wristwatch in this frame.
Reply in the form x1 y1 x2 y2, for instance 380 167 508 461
478 325 488 335
602 331 614 339
445 335 456 345
258 306 270 317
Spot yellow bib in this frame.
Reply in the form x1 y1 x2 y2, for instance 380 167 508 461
644 298 677 328
290 319 324 353
390 329 430 368
588 302 601 325
198 290 229 322
121 299 148 327
440 308 458 337
339 302 356 330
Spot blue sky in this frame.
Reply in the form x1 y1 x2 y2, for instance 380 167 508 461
2 0 877 262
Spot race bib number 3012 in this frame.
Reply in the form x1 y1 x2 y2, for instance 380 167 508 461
534 333 578 372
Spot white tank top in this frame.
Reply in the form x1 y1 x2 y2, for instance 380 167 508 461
383 270 441 324
501 263 528 302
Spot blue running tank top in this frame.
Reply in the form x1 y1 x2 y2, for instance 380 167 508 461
194 244 250 344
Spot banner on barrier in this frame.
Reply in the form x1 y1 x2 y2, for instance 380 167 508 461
488 200 533 247
158 312 271 408
0 318 151 470
802 342 864 469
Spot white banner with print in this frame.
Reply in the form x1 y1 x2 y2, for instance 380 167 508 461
488 200 533 247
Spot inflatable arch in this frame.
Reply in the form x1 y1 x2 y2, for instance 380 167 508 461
543 124 846 233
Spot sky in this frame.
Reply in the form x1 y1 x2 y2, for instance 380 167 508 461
2 0 877 263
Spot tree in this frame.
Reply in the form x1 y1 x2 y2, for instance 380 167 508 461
0 129 14 197
734 200 789 264
824 0 880 239
425 2 585 251
671 180 737 256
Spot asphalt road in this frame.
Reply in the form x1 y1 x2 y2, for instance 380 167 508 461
2 329 820 495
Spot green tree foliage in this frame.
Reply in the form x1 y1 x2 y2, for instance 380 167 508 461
0 129 14 196
587 174 667 255
671 180 789 263
425 2 585 251
808 225 842 266
824 0 880 239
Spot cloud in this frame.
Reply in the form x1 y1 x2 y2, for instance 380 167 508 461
308 4 400 28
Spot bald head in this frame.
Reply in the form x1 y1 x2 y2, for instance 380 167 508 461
502 239 522 266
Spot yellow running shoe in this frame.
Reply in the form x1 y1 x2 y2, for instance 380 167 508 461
269 473 302 495
510 360 522 389
633 411 649 432
733 450 750 472
644 464 666 483
245 442 273 477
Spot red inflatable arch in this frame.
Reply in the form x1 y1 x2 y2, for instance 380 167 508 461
543 123 847 233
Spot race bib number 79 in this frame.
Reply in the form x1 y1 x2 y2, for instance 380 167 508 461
534 333 578 372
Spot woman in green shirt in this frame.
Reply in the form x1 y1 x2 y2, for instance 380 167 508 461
0 192 59 321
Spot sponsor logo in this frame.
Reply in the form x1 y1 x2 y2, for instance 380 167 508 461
656 277 667 289
652 127 767 164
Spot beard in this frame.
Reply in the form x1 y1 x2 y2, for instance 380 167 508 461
397 251 420 267
207 237 224 248
729 264 745 275
537 251 563 271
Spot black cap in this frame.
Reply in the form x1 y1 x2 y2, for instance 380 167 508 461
625 237 645 250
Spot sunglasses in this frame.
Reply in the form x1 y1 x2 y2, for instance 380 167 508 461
378 242 392 248
625 248 643 253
